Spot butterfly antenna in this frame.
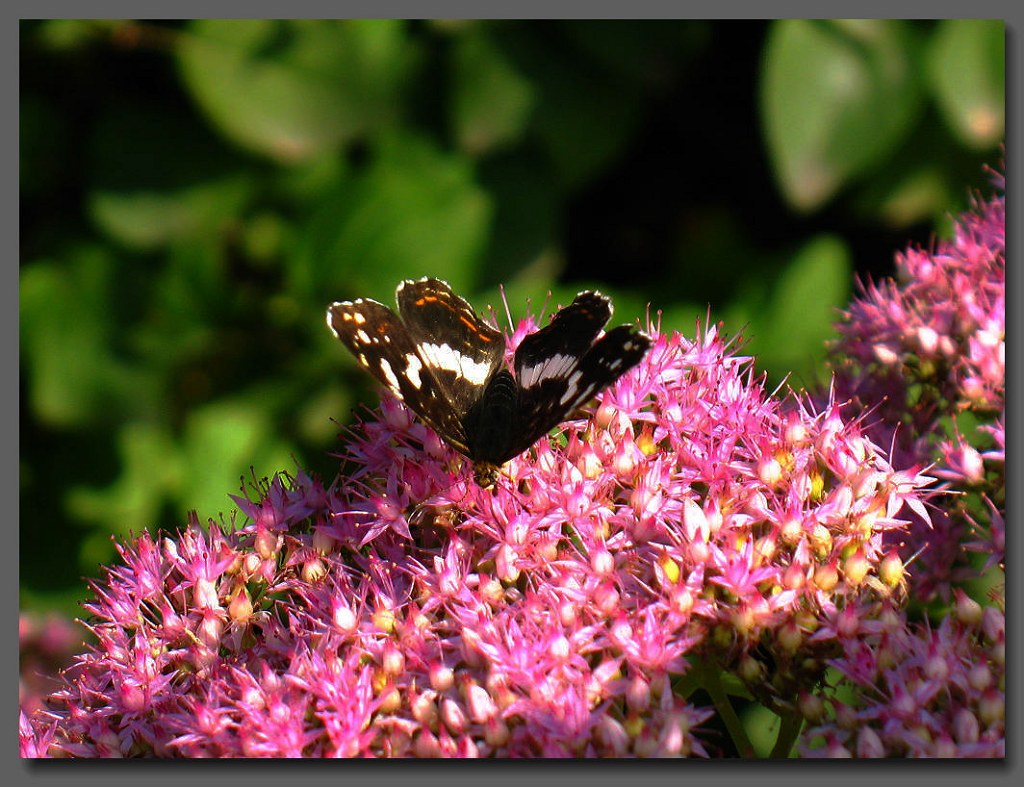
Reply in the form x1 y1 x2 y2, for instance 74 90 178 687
499 283 515 332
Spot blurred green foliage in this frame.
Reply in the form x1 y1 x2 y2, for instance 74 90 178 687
20 19 1003 612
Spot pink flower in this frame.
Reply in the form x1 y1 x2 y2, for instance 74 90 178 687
803 603 1005 758
20 288 953 757
829 166 1005 600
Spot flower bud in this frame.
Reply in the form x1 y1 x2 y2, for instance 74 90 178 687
378 683 401 714
878 551 904 589
193 578 221 611
440 697 467 734
382 641 405 677
430 662 454 693
550 634 571 662
968 663 992 692
595 715 630 757
228 585 253 624
757 454 783 487
953 707 980 744
797 691 825 724
954 589 983 626
578 446 603 479
254 528 279 560
613 444 637 478
480 576 504 606
777 620 803 653
813 562 839 592
780 516 804 546
413 730 441 758
591 547 614 577
737 655 765 684
495 544 520 584
463 680 497 724
594 582 620 616
932 734 957 758
842 550 870 586
856 726 885 758
411 690 439 727
332 601 358 635
626 674 650 713
372 607 397 634
978 688 1004 727
311 528 335 554
483 717 510 748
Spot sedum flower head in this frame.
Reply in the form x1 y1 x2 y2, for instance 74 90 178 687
802 597 1004 758
829 167 1004 601
23 307 935 757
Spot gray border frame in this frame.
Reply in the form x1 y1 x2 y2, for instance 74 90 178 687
11 1 1019 782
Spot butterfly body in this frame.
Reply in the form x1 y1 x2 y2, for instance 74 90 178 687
327 278 650 486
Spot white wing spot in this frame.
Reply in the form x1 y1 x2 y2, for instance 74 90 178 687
519 353 575 389
379 358 402 396
405 353 423 389
356 329 370 344
559 369 584 405
419 342 492 385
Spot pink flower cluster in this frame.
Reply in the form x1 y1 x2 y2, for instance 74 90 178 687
830 167 1005 599
802 593 1005 758
804 167 1006 757
21 311 934 757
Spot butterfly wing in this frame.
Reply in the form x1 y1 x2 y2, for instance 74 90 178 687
395 278 506 417
502 292 650 461
327 294 474 456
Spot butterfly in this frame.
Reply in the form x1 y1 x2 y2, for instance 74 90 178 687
327 278 651 487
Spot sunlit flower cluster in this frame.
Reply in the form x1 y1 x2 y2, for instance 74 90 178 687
21 310 933 757
801 167 1006 758
829 167 1005 600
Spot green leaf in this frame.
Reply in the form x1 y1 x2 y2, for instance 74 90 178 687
761 20 924 211
179 397 297 525
20 247 145 427
866 165 955 228
749 234 852 386
927 20 1005 150
176 19 419 162
66 421 181 546
32 19 118 51
86 103 255 251
450 29 536 156
294 131 492 302
90 179 252 252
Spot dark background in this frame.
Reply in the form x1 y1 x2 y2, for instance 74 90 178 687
20 19 1004 613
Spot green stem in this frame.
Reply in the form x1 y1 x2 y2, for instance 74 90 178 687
699 664 755 758
769 709 804 759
